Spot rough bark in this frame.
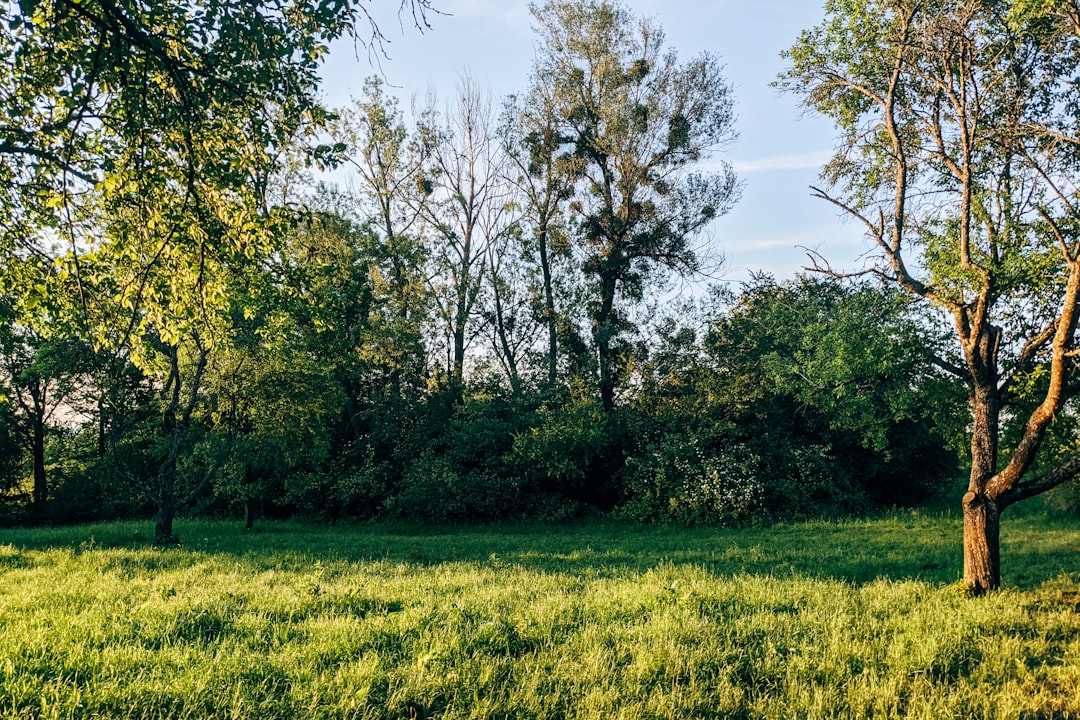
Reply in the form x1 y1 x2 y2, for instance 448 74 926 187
962 490 1001 596
964 380 1003 593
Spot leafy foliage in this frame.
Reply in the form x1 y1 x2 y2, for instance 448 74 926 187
528 0 740 407
621 276 963 524
0 0 1003 539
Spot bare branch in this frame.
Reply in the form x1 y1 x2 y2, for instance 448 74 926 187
929 353 970 382
810 186 883 242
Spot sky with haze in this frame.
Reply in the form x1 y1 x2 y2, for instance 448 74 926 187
320 0 869 284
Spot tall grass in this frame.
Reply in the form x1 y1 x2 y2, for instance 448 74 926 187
1 514 1077 719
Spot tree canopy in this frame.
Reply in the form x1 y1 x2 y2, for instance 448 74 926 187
527 0 740 408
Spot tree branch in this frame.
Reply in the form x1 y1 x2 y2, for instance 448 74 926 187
929 353 970 382
1000 453 1080 507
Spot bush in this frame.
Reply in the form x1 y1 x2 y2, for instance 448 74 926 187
390 449 524 523
753 440 868 520
621 436 764 524
333 456 395 519
512 388 624 507
280 443 394 522
1044 478 1080 517
46 430 155 525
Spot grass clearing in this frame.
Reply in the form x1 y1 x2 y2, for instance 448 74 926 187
1 514 1078 719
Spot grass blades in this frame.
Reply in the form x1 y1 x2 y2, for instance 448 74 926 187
0 514 1077 719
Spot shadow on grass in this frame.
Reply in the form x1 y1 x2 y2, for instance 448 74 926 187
1 512 1076 589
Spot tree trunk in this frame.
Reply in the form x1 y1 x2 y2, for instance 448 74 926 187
490 277 523 396
963 347 1002 594
244 496 258 530
154 472 177 545
98 401 108 457
452 322 466 393
595 274 618 410
597 335 614 409
155 395 180 545
150 342 207 546
30 419 47 518
538 221 558 387
963 490 1000 595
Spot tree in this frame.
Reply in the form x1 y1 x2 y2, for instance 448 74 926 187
705 276 963 508
529 0 740 408
418 77 516 396
0 329 89 518
1010 0 1080 33
502 93 579 387
0 0 436 211
780 0 1080 592
0 251 95 520
2 0 439 313
1 0 438 538
330 78 433 404
483 218 543 396
203 297 344 529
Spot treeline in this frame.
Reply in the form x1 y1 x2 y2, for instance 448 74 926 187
0 268 965 531
0 1 970 539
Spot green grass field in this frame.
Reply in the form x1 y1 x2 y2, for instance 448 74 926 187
1 513 1078 719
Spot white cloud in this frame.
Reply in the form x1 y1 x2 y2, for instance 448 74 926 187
731 150 833 174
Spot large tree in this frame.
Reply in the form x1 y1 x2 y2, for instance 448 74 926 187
528 0 740 408
0 0 436 199
1 0 437 325
780 0 1080 592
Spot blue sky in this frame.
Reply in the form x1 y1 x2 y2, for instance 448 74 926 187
319 0 869 283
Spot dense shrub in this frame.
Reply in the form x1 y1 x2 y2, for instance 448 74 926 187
391 450 522 522
512 387 626 508
621 436 764 524
0 274 967 528
45 430 154 524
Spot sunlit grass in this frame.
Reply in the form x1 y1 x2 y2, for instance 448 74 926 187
1 514 1077 719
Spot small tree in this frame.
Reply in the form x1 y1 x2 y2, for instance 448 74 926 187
0 255 95 521
0 333 90 518
330 79 433 403
418 77 516 396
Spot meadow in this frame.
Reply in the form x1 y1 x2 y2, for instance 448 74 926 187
1 513 1078 719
